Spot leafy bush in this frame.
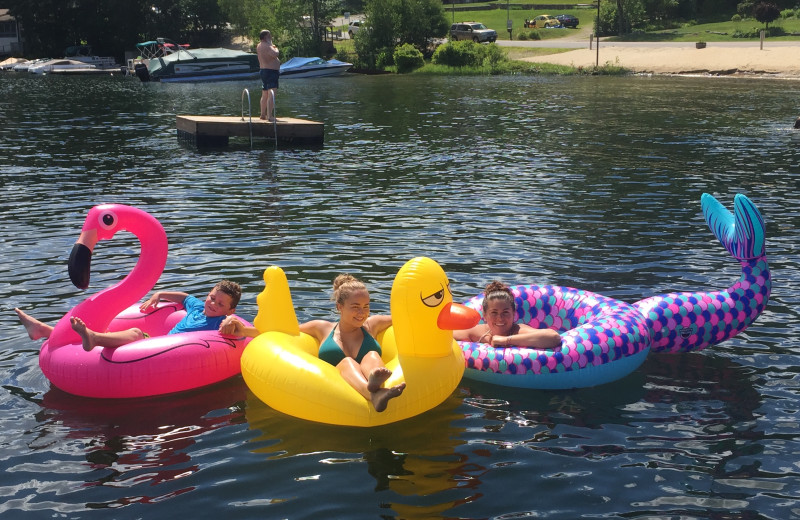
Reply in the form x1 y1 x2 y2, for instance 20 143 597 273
430 41 507 72
780 8 793 18
432 40 484 67
393 43 424 73
482 43 505 70
732 27 759 37
737 0 755 17
517 32 528 40
731 14 742 22
527 30 541 40
376 48 394 68
732 25 785 37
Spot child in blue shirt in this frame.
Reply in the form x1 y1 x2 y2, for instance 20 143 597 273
16 280 241 351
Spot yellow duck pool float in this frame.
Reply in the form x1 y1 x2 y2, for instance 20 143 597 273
240 257 480 427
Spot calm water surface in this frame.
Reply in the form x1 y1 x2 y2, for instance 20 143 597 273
1 71 799 519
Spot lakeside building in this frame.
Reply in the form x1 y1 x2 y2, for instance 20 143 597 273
0 9 23 57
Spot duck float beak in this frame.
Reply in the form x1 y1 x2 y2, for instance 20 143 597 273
437 302 480 330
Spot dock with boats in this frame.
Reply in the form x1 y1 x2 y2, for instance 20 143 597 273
176 115 324 147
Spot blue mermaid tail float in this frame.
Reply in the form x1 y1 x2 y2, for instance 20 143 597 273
459 193 771 389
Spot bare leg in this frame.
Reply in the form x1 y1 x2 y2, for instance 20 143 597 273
266 88 276 121
336 352 406 412
371 382 406 413
360 352 387 390
70 317 144 351
260 89 268 119
15 308 53 340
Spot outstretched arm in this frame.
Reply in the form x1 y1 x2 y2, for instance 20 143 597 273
140 291 189 312
490 325 561 348
219 316 259 337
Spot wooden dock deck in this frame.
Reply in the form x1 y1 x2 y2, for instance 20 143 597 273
176 115 324 147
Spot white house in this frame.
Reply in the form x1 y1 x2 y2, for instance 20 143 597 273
0 9 23 56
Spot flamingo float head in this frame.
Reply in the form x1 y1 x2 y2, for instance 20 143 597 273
68 204 168 290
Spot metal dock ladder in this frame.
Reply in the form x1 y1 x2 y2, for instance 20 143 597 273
241 88 278 149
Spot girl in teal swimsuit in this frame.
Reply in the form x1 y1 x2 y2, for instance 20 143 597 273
300 274 404 413
220 274 405 413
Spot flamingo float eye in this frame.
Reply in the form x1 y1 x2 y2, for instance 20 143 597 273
421 286 445 308
99 211 116 230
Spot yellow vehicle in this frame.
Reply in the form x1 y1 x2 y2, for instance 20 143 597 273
524 15 562 28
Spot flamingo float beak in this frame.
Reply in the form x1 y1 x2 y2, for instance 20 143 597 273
68 229 98 290
437 302 480 330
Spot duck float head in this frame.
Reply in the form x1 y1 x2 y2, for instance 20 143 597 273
241 257 480 427
390 256 480 358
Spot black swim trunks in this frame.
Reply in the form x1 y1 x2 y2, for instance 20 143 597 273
260 68 279 90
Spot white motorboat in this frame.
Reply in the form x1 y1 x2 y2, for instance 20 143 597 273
279 57 352 78
28 59 103 75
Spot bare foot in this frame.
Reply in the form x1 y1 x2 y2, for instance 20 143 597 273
367 367 392 393
259 115 267 120
371 383 406 413
15 308 53 341
70 316 97 352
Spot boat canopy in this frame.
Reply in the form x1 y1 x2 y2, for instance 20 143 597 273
136 40 191 59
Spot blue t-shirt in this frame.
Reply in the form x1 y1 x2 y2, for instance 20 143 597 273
168 295 226 335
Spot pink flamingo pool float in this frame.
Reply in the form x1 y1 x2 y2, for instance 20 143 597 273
39 204 252 398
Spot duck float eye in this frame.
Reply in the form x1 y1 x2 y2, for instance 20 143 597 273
421 287 445 307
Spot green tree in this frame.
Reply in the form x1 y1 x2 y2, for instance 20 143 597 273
356 0 448 67
7 0 228 59
597 0 646 36
219 0 342 57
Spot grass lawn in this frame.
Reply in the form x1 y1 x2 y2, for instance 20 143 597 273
615 17 800 42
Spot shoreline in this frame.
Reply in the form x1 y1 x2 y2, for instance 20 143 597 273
520 44 800 78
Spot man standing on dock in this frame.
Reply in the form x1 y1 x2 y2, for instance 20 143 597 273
257 30 280 121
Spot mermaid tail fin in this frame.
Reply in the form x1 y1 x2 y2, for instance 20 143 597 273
702 193 765 261
633 193 770 353
253 266 300 336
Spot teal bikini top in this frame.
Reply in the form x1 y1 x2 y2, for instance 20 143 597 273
318 324 382 366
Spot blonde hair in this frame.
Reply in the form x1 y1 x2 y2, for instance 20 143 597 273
482 280 515 314
331 274 368 306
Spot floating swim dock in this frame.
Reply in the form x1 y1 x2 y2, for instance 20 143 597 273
176 115 324 147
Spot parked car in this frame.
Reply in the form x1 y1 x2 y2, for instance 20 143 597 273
348 20 363 38
555 14 579 28
523 15 562 29
449 22 497 43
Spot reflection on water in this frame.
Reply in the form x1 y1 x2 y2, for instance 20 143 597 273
0 72 798 519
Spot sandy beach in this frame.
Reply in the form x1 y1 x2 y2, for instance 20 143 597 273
521 43 800 77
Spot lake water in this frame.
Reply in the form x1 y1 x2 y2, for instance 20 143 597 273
1 71 799 519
